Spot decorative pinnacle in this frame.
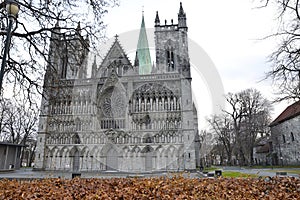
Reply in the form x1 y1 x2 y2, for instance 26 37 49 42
179 2 185 16
155 11 160 24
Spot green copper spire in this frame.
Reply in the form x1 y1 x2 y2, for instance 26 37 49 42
136 13 152 75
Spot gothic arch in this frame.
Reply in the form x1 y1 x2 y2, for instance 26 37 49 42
141 145 154 153
165 145 178 170
81 146 90 157
59 146 69 157
69 146 80 157
132 145 141 154
101 143 119 171
142 145 154 171
71 133 81 144
90 146 100 157
44 146 50 157
166 145 177 156
130 83 181 132
49 146 59 157
70 146 80 171
143 133 153 143
101 143 119 155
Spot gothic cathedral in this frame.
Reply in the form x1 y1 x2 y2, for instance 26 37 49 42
34 3 200 172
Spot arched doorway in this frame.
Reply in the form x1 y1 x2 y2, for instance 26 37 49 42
143 145 154 171
73 149 80 172
106 148 118 171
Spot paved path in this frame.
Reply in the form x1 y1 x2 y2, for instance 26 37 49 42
0 168 200 179
1 167 299 180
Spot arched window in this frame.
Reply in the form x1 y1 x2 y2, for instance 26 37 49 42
72 134 81 144
166 49 175 71
145 136 152 143
282 134 286 143
291 132 295 141
61 55 68 78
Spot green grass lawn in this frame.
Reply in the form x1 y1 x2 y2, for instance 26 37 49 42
221 171 259 178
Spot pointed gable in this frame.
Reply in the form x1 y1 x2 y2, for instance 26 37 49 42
99 35 132 70
270 100 300 127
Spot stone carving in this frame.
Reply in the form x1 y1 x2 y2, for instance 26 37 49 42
98 86 125 118
35 3 199 172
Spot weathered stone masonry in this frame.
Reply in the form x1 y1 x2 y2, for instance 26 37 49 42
34 3 199 172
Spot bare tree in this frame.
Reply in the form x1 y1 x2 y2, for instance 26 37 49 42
207 114 235 165
239 88 272 165
208 88 272 166
224 91 246 165
256 0 300 101
0 97 12 141
0 96 38 166
199 130 215 167
0 97 38 144
0 0 118 101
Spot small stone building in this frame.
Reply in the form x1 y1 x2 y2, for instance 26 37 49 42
269 101 300 165
0 142 23 170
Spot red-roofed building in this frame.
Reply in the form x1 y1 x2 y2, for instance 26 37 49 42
270 101 300 165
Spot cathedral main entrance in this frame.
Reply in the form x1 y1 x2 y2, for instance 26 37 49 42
106 148 118 171
144 146 153 171
73 150 80 172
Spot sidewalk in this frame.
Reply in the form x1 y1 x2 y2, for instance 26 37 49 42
0 168 201 180
1 167 299 180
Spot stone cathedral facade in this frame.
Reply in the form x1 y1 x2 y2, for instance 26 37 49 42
34 3 199 172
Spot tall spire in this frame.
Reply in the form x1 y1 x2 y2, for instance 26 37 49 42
136 12 152 75
155 11 160 26
178 2 187 29
178 2 185 16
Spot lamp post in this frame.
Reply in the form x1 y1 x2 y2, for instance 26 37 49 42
0 0 19 95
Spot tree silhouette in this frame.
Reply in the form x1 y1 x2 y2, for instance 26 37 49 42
0 0 118 102
256 0 300 101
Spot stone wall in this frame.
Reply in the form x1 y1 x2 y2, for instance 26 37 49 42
270 115 300 165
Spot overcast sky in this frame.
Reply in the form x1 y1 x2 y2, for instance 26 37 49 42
98 0 288 129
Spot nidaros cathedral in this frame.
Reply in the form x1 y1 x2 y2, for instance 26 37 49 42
35 3 200 172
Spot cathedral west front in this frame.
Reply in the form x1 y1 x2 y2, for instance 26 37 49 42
34 3 200 172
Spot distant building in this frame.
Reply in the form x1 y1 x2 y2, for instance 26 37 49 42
34 3 199 172
21 138 37 167
253 136 272 166
269 101 300 165
0 142 23 170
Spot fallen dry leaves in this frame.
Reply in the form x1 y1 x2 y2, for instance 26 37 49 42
0 175 299 199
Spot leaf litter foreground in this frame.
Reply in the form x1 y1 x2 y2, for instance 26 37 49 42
0 176 299 199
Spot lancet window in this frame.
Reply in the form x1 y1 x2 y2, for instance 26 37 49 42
166 49 175 71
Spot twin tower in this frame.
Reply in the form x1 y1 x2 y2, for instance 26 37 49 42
137 2 190 78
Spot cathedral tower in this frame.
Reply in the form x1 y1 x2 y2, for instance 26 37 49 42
154 2 196 169
46 22 89 81
154 2 190 78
